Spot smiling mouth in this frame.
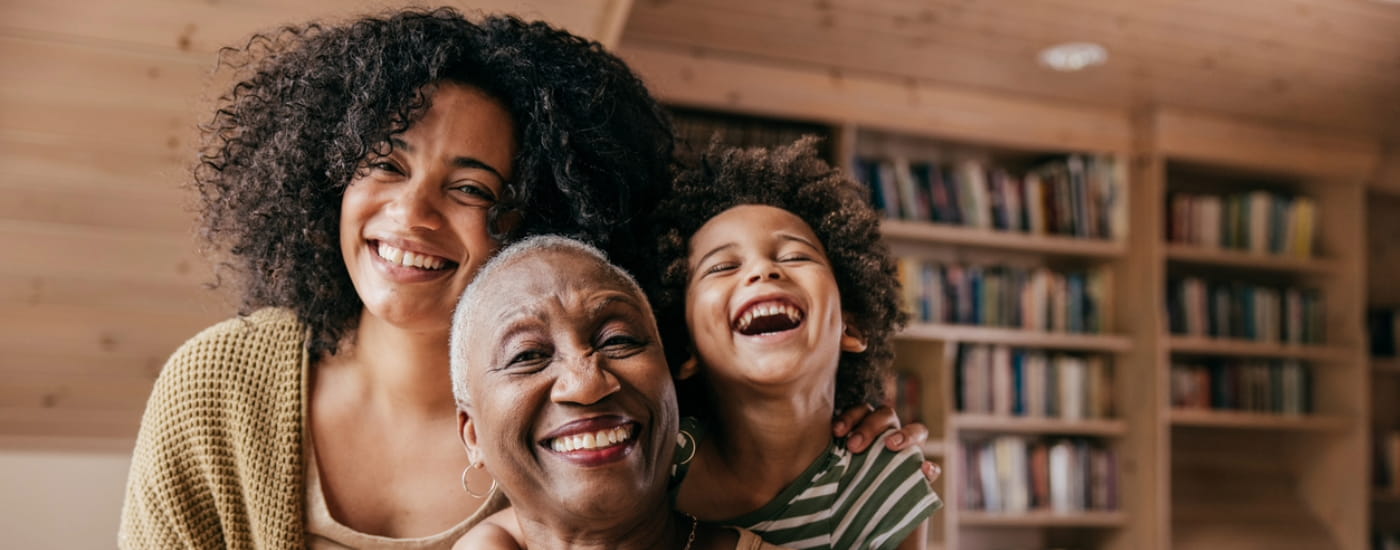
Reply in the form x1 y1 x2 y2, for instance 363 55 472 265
544 424 636 453
373 241 457 271
733 299 805 336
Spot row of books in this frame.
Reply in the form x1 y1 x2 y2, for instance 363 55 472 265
855 155 1124 240
955 344 1114 420
1167 277 1325 344
1169 360 1312 414
896 259 1111 333
1376 431 1400 494
1369 308 1400 357
960 436 1118 514
1167 191 1316 258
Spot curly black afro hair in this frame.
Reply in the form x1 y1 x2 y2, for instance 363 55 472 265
646 137 906 414
195 7 675 356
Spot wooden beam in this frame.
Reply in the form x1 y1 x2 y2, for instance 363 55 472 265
618 41 1133 154
1152 107 1381 180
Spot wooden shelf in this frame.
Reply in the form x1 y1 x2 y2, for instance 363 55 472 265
1164 243 1339 274
953 414 1127 437
1375 358 1400 375
900 323 1132 352
1168 409 1351 431
920 440 947 457
958 510 1126 528
1167 336 1354 362
879 219 1125 259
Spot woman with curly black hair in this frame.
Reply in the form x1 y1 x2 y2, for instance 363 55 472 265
119 8 674 549
648 137 942 550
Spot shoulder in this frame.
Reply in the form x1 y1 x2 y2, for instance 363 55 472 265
173 307 305 364
122 308 310 548
832 429 941 550
455 508 523 550
157 307 307 392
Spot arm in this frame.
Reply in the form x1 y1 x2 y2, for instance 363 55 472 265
119 352 223 549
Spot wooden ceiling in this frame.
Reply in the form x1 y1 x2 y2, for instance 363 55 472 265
621 0 1400 140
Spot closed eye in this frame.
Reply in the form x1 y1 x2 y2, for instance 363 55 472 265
450 181 499 206
702 262 739 276
505 348 550 370
369 161 404 176
598 333 647 358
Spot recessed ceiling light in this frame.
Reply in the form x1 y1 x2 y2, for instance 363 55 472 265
1038 42 1109 72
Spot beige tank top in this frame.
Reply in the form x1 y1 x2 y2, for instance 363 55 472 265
304 434 492 550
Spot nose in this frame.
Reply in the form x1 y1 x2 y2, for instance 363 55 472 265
745 260 783 285
386 176 444 231
550 352 622 406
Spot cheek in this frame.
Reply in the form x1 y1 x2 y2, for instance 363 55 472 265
453 212 502 271
338 184 375 248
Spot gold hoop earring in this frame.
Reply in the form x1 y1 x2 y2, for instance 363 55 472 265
460 462 496 499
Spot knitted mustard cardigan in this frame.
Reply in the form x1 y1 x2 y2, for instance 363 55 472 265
120 308 309 549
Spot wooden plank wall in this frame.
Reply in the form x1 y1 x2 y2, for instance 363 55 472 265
0 0 625 445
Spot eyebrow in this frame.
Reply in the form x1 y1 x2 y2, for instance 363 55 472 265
692 243 736 269
589 293 646 319
692 232 825 268
388 137 508 182
778 232 823 252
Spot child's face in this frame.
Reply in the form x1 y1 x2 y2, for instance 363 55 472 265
683 205 865 396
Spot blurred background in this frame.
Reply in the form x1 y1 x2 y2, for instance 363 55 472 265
0 0 1397 548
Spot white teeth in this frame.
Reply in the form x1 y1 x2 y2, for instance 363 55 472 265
735 301 804 331
549 425 632 453
376 242 447 270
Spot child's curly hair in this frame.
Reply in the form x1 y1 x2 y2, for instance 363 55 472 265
647 137 906 412
195 7 674 356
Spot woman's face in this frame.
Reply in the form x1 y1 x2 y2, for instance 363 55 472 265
457 248 679 525
340 82 517 334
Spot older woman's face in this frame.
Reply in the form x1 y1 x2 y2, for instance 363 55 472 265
340 82 516 334
458 249 678 522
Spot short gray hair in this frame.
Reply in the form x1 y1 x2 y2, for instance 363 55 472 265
449 235 647 410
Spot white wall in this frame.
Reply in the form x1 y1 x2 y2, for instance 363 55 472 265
0 444 132 550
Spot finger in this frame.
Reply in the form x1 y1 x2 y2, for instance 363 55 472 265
846 406 898 453
833 403 875 438
885 422 929 451
921 460 942 483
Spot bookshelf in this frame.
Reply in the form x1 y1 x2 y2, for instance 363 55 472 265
641 55 1381 547
846 123 1141 550
1144 109 1371 550
1369 192 1400 549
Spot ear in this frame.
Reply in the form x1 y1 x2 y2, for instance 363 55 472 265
676 355 702 380
840 318 868 353
457 409 483 464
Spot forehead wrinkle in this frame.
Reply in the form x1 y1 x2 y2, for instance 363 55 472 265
587 291 648 321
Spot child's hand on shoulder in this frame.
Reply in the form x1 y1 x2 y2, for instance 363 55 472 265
832 404 940 483
454 508 523 550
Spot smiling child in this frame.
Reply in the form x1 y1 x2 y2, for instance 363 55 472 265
648 138 942 550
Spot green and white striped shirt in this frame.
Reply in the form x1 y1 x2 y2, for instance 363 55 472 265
675 418 942 550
